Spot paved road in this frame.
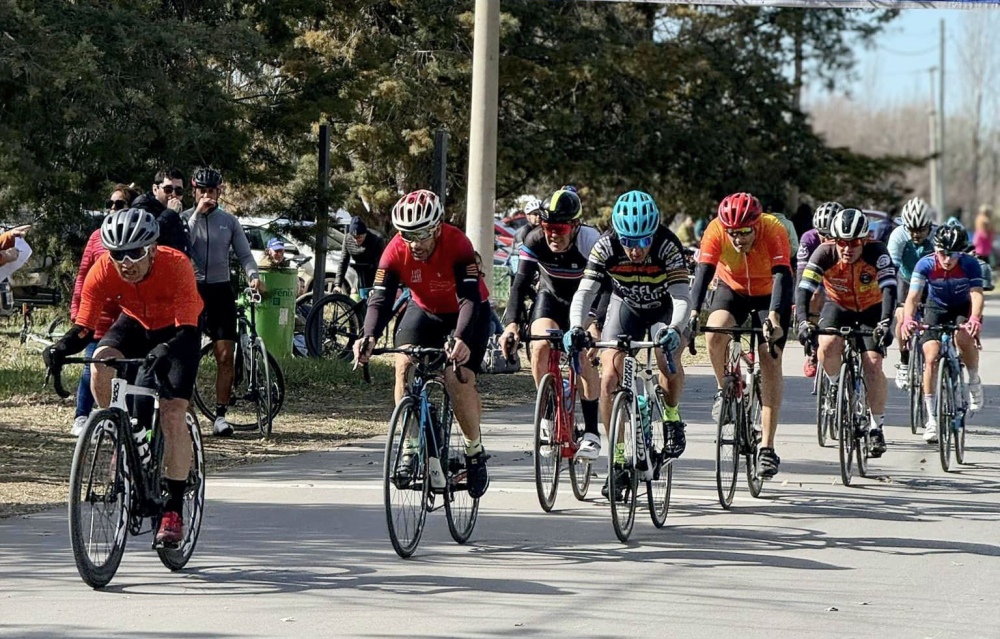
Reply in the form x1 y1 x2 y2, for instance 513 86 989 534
3 308 1000 638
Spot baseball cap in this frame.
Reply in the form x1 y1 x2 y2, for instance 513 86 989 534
267 237 285 251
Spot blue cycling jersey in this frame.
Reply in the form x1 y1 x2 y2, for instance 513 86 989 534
887 225 934 281
910 253 983 308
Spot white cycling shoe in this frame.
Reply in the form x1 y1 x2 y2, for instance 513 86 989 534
575 432 601 461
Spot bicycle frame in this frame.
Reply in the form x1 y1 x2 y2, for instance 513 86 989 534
528 331 580 459
934 327 969 432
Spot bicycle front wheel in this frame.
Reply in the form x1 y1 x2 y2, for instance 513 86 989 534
69 409 131 589
746 375 764 498
383 397 429 558
305 293 359 360
158 410 206 571
836 364 855 486
936 362 955 472
608 391 637 543
715 381 739 510
252 338 273 438
647 386 672 528
908 343 924 435
816 373 833 447
532 373 561 512
854 379 870 479
443 399 479 544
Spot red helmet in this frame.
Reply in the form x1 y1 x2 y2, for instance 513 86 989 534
717 192 762 229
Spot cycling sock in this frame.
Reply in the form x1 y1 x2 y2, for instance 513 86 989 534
924 394 935 419
165 479 187 514
215 404 228 419
900 349 910 366
870 413 884 430
581 399 600 435
662 403 681 423
464 437 483 456
967 367 980 383
828 373 840 387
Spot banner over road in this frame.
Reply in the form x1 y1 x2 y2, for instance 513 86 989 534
583 1 998 7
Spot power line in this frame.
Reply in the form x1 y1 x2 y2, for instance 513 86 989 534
877 44 940 57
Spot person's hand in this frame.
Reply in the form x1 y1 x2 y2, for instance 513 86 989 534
0 247 18 265
586 323 601 360
334 285 345 296
563 326 588 354
797 320 816 347
195 195 217 215
446 338 471 366
764 311 784 345
963 315 983 339
687 311 701 339
353 336 375 366
500 323 519 360
10 225 31 237
900 316 919 342
167 198 184 213
145 343 171 374
654 326 681 353
249 277 262 292
873 318 893 348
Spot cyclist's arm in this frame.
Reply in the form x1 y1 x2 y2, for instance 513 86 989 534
335 236 352 288
229 217 260 283
690 221 721 312
971 288 985 320
500 250 539 327
796 254 828 326
770 265 793 315
886 227 906 269
569 276 602 329
452 256 483 343
689 262 716 313
364 267 400 339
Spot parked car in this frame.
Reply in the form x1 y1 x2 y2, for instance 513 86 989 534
495 221 515 248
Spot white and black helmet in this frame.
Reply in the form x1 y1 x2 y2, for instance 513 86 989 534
391 189 444 232
522 196 542 215
100 207 159 251
829 208 869 241
901 196 932 229
813 201 844 236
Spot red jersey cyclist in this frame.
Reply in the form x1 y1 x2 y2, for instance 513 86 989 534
354 190 492 499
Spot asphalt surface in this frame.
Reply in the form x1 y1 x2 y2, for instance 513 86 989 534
2 308 1000 638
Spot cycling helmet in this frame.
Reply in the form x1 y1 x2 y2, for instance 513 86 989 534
813 201 843 236
391 189 443 232
541 189 582 223
933 224 968 252
192 167 223 189
828 208 869 240
522 196 542 216
901 197 932 229
100 207 160 251
717 192 762 229
611 190 660 239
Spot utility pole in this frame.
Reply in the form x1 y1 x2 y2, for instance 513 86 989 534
938 18 947 218
928 67 940 221
312 124 331 305
465 0 500 291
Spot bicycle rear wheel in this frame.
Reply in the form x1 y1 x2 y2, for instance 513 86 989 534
532 373 561 512
383 397 429 558
305 293 359 360
443 399 479 544
746 376 764 498
69 409 131 589
158 411 206 571
836 364 855 486
608 391 637 542
715 381 739 510
647 386 672 528
936 363 955 472
252 338 273 438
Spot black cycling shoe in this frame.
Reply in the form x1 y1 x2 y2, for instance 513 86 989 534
868 428 887 458
601 466 629 502
756 447 780 480
465 450 490 498
662 420 687 459
393 453 418 489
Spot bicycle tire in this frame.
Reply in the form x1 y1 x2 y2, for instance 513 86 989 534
443 395 479 544
68 409 131 589
715 380 739 510
647 386 672 528
855 377 870 479
608 391 637 543
937 361 954 472
252 338 273 438
746 373 764 498
158 411 206 571
836 363 855 486
816 372 830 447
532 373 561 512
908 342 923 435
383 397 429 558
955 403 967 465
305 293 359 359
192 343 284 428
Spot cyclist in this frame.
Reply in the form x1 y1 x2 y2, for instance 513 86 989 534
689 192 793 479
900 224 984 443
44 208 203 547
566 190 691 497
797 208 896 457
795 201 842 378
512 196 543 253
888 197 935 390
499 188 603 459
181 167 261 437
335 216 387 298
353 189 491 499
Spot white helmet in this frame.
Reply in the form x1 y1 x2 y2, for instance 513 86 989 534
100 207 159 251
391 189 443 232
901 197 931 229
813 201 843 237
522 196 542 215
829 208 869 241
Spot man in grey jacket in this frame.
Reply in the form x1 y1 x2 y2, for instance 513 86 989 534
182 167 260 436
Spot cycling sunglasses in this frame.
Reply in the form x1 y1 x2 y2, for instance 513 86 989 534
158 184 184 196
619 234 653 250
109 245 151 264
835 239 863 249
106 199 128 210
541 221 574 236
935 249 960 259
726 227 754 238
399 227 437 243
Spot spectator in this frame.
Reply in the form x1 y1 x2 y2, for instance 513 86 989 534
335 216 387 298
674 214 697 248
973 204 994 264
0 224 32 284
258 237 290 269
131 167 191 255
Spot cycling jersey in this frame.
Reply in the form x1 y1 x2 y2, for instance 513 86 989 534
799 241 895 312
569 225 690 329
887 225 935 282
502 224 600 326
796 228 824 278
75 246 204 331
182 207 258 285
910 253 983 308
698 214 791 297
365 223 488 342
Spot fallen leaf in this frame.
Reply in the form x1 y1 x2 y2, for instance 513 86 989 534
826 607 839 612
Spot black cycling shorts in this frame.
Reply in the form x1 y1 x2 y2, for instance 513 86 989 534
98 313 200 400
818 303 887 353
601 296 679 342
707 281 790 350
920 302 971 346
394 301 491 375
197 282 238 342
530 290 571 330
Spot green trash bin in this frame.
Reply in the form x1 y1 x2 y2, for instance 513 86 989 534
255 267 298 359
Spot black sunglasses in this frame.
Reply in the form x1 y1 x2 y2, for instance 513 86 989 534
158 184 184 195
107 199 128 210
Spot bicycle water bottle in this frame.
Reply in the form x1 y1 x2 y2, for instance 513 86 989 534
562 378 572 412
129 418 151 468
637 395 653 451
427 405 447 490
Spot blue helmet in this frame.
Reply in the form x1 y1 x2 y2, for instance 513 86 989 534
612 190 660 239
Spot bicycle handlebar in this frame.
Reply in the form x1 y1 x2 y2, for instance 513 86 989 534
693 325 778 359
359 341 466 384
47 357 149 400
592 338 677 374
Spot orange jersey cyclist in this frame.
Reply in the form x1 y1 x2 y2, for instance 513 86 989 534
353 190 491 499
689 192 794 480
797 208 897 458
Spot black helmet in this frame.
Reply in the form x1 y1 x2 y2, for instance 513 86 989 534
192 167 222 189
933 224 968 252
540 188 582 223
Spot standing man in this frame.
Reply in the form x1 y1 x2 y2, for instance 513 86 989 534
132 168 191 255
182 167 261 437
335 216 387 299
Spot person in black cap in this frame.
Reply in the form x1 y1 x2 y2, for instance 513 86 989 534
334 216 387 298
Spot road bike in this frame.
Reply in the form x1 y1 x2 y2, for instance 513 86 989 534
51 357 205 589
305 287 410 359
906 325 926 435
927 323 976 472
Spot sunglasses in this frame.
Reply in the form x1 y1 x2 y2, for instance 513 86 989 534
726 227 754 238
619 235 653 250
399 227 436 243
908 226 931 235
835 239 863 249
541 222 574 236
107 199 128 210
109 245 151 264
936 249 959 259
158 184 184 196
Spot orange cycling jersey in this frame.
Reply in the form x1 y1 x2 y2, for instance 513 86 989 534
800 241 895 312
698 214 791 296
75 246 203 331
